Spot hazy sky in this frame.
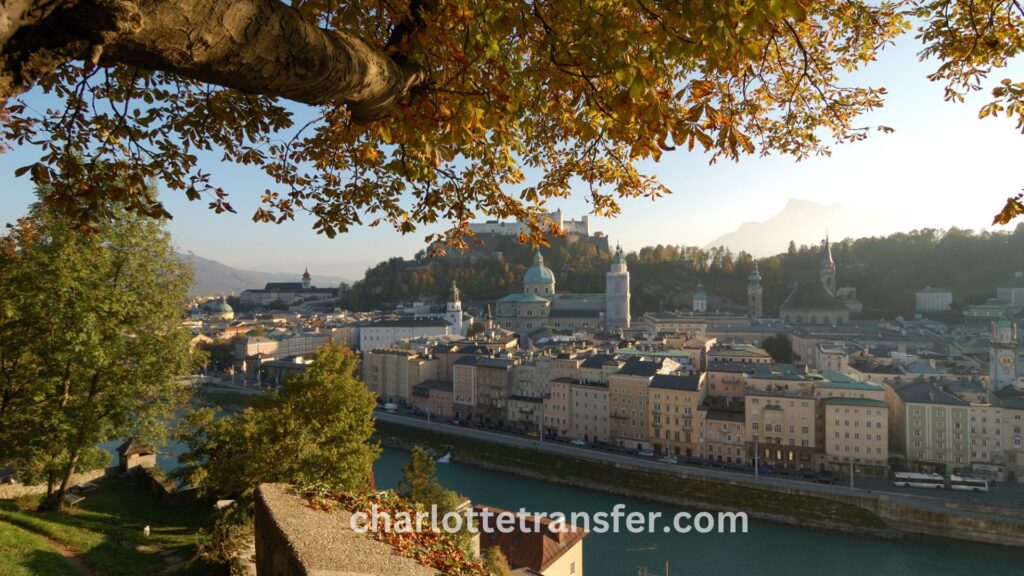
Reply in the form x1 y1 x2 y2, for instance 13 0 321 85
1 34 1022 280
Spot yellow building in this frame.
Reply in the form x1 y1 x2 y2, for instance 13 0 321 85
745 389 817 471
647 373 706 457
360 348 440 405
571 380 610 443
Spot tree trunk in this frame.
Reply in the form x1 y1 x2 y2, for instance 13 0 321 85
52 449 80 512
0 0 427 122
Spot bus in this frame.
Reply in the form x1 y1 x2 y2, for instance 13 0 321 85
949 475 990 492
893 472 945 489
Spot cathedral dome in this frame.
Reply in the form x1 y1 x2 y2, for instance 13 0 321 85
205 296 235 320
524 251 555 285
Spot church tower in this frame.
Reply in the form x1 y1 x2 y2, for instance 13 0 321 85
820 235 836 296
693 281 707 313
605 245 631 332
747 262 763 319
990 316 1019 391
302 268 311 290
446 280 464 336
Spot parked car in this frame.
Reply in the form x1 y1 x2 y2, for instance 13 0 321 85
383 402 398 414
800 470 818 480
638 450 655 457
756 465 773 475
571 439 586 446
659 455 678 464
685 456 703 465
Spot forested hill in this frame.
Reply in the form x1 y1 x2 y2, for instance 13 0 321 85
338 225 1024 319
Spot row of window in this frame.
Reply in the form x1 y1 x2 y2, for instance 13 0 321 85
752 423 810 434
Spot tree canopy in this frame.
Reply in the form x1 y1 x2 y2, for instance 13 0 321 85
0 197 195 508
1 1 1021 243
174 343 379 501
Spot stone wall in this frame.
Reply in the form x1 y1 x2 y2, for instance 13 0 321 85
0 467 113 500
254 483 438 576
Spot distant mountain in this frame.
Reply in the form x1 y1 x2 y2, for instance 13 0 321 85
181 253 347 297
704 199 893 256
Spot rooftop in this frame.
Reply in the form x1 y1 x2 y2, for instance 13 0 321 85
650 373 701 391
366 318 450 328
894 380 970 406
616 356 665 377
780 280 848 312
820 397 887 408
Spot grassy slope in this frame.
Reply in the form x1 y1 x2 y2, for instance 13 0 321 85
375 420 886 530
0 521 77 576
0 476 215 576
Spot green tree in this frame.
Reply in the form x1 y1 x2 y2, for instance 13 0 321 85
197 338 236 372
0 199 195 510
175 343 379 501
397 445 462 514
483 546 512 576
762 333 796 364
3 1 1022 242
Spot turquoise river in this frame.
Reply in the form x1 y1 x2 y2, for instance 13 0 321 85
373 448 1022 576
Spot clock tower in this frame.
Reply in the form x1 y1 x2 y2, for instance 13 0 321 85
990 316 1019 391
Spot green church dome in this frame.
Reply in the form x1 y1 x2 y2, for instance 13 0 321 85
524 251 555 285
208 296 233 313
748 262 762 285
611 244 627 265
693 281 707 301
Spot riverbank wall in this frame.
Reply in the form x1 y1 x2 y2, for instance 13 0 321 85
376 421 1024 547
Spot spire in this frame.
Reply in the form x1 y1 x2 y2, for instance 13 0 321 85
302 268 310 279
449 280 461 303
748 261 762 285
611 243 626 266
533 250 544 266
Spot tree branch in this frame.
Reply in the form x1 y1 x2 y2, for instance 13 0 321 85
1 0 428 123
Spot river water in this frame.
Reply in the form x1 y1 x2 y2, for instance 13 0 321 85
373 448 1022 576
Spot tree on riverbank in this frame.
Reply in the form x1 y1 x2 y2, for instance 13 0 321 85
398 445 462 515
0 198 195 510
174 343 379 563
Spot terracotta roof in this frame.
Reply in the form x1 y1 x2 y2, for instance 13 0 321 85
474 504 586 573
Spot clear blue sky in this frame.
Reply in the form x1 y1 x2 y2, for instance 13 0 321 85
1 35 1022 280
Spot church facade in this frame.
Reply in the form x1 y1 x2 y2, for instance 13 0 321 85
494 249 630 335
779 236 850 325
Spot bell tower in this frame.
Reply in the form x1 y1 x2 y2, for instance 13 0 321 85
991 316 1019 391
748 262 763 319
820 235 836 296
446 280 464 336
